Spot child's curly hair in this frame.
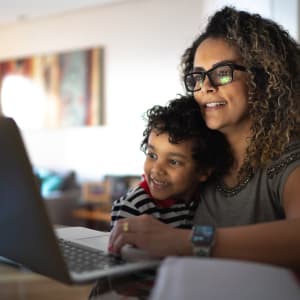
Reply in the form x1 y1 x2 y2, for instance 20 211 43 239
181 6 300 179
141 95 233 179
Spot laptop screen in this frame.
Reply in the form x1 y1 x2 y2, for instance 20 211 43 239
0 117 71 283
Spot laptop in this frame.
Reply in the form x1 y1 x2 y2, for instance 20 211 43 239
0 116 160 284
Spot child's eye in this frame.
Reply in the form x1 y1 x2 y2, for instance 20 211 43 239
169 159 181 166
146 151 157 160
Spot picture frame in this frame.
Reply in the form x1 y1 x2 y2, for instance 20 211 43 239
0 47 104 129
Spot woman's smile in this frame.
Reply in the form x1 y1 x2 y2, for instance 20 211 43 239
204 101 227 109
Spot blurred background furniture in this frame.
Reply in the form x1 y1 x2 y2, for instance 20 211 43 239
35 168 81 226
72 175 141 231
35 168 141 231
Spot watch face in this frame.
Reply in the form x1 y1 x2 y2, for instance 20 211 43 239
192 225 215 245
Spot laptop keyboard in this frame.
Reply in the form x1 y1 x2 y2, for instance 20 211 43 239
58 238 126 273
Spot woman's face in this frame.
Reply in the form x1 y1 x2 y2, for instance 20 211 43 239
193 37 251 136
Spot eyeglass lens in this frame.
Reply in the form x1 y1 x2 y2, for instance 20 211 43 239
185 65 233 92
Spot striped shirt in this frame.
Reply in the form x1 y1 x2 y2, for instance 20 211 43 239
111 180 199 229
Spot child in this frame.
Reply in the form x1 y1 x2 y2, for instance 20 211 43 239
111 95 232 229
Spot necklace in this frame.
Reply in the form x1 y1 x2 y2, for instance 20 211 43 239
216 170 254 197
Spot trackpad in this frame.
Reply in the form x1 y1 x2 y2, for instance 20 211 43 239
75 235 109 250
121 244 159 261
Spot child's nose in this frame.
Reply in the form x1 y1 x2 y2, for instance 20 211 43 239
151 161 166 175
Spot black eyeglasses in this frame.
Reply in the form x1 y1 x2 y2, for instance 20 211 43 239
184 63 246 92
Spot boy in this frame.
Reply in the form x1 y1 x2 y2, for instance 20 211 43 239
111 95 232 229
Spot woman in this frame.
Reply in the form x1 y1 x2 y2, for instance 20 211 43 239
109 6 300 270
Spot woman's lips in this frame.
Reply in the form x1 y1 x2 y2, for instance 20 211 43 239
204 101 227 108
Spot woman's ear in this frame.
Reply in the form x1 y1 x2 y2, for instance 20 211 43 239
197 168 213 182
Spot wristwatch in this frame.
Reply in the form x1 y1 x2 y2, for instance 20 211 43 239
191 225 216 257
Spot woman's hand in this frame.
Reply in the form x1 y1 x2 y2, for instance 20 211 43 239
108 214 192 257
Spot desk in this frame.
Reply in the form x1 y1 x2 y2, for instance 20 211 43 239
3 257 298 300
0 263 94 300
0 262 156 300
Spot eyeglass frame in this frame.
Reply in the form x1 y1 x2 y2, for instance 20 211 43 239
184 63 247 92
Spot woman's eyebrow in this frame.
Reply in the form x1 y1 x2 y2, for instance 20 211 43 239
192 66 205 72
193 59 237 72
212 59 237 67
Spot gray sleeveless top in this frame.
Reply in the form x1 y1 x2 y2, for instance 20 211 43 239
194 141 300 227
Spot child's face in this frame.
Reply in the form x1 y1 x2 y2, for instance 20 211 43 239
143 130 207 202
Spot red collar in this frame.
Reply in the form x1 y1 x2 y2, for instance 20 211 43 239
139 178 176 208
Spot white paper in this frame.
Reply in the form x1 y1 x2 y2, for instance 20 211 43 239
150 257 300 300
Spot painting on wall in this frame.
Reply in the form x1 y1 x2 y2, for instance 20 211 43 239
0 47 103 129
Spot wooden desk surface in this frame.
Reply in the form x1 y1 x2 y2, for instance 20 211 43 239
0 262 155 300
0 263 95 300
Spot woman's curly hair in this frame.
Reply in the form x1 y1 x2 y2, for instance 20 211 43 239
181 6 300 179
141 95 233 179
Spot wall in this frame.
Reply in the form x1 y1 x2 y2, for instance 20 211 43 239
0 0 297 180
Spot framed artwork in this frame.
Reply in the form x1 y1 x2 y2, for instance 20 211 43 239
0 47 103 129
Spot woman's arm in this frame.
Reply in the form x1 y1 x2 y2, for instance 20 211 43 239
210 166 300 270
213 219 300 270
109 217 300 271
109 168 300 270
108 216 300 270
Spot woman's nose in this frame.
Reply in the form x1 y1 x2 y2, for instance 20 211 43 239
200 76 216 93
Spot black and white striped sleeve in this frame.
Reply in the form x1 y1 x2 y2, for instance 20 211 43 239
110 186 152 228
